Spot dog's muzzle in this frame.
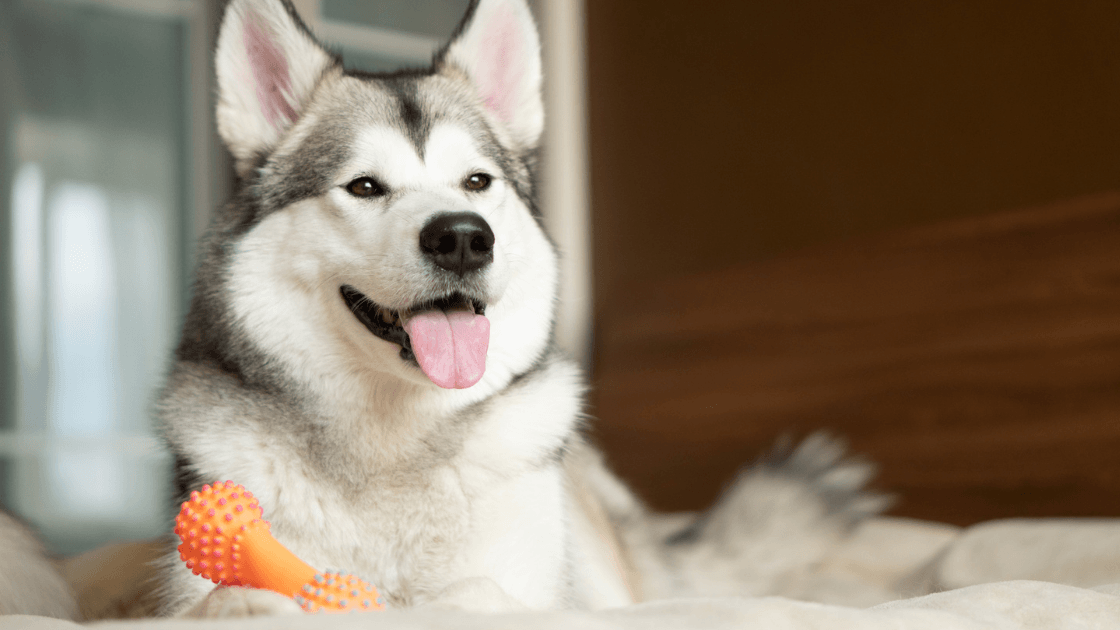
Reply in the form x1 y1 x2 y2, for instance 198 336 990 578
341 286 490 389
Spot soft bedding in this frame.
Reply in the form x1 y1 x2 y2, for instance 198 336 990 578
4 516 1119 629
4 582 1119 630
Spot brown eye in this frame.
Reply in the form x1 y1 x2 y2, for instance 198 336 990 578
346 177 387 198
464 173 492 192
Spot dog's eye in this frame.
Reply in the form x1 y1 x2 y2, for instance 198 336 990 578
346 177 387 198
463 173 492 192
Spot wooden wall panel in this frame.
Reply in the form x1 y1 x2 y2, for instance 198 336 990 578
586 1 1120 297
591 193 1120 525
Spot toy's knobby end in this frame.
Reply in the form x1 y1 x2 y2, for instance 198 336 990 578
296 571 386 613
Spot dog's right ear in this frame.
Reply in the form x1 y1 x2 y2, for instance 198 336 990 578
215 0 337 176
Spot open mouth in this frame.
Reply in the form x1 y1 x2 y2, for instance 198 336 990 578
340 285 490 389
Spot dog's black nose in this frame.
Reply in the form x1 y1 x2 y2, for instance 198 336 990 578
419 212 495 276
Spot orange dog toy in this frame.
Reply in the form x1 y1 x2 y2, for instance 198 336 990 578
175 481 385 613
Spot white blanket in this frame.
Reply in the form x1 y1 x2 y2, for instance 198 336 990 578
4 582 1118 630
4 517 1120 629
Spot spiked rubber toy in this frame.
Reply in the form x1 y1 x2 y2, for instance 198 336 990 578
175 481 385 613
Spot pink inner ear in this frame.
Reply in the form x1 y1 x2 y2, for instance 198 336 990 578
476 6 526 125
244 15 298 128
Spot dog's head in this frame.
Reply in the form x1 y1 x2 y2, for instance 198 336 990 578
211 0 556 394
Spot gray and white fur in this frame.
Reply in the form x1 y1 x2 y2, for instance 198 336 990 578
85 0 884 617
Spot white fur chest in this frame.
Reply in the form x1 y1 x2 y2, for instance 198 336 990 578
218 428 570 609
177 357 583 609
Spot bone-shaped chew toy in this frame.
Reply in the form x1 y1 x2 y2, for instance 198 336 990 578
175 480 385 613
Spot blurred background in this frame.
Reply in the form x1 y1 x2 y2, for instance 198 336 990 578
1 0 1118 555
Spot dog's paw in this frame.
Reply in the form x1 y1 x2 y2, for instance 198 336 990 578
688 432 891 543
179 586 303 619
653 433 893 598
422 577 528 613
756 432 893 524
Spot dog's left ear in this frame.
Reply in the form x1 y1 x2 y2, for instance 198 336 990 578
438 0 544 151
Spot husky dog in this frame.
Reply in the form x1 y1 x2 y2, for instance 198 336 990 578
155 0 886 617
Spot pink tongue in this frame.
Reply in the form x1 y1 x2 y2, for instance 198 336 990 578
402 311 490 389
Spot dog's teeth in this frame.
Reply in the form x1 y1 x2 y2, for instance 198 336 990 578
380 310 394 325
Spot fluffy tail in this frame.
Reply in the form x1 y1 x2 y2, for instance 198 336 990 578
591 433 891 602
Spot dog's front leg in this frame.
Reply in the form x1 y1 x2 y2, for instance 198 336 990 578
421 576 530 613
178 586 304 619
